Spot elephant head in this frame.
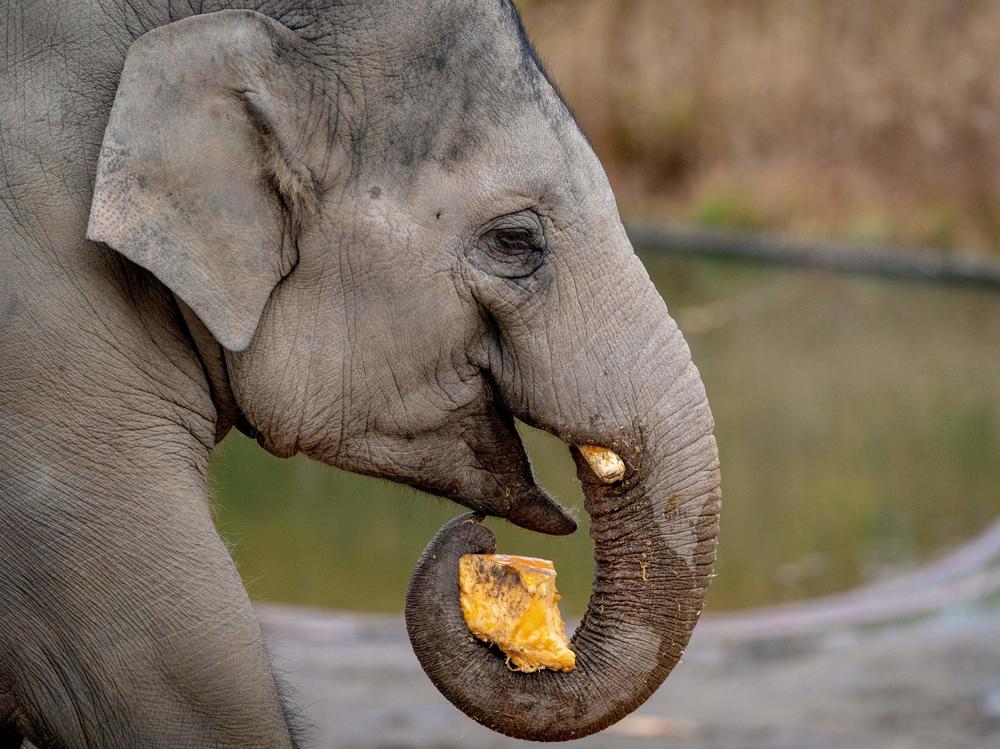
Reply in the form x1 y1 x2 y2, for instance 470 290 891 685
87 2 720 740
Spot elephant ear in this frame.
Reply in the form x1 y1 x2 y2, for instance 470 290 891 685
87 10 318 351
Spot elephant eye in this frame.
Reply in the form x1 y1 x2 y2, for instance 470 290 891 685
474 213 547 281
493 227 538 253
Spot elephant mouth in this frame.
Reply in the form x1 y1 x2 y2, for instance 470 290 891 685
450 386 633 537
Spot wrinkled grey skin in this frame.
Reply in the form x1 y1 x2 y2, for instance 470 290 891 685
0 1 721 746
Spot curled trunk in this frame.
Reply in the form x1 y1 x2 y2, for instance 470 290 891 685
405 381 721 741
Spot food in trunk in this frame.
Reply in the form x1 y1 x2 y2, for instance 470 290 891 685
458 553 575 673
578 444 625 484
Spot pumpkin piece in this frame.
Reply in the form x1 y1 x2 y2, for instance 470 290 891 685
458 553 576 673
578 444 626 483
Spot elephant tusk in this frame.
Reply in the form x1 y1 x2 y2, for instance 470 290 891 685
578 445 625 483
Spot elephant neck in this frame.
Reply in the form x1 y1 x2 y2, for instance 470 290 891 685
175 297 255 445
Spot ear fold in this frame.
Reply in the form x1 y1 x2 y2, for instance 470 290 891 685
87 10 318 351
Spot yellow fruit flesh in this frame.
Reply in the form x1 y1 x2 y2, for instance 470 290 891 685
458 553 576 673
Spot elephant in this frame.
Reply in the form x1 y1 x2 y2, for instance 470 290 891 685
0 0 721 746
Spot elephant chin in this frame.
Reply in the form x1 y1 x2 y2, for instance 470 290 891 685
404 421 721 741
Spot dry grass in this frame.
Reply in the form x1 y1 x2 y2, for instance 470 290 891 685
517 0 1000 252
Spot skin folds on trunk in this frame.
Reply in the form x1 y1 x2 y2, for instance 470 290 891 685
405 375 721 742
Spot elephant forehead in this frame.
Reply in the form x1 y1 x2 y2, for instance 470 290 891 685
369 113 605 230
348 8 572 175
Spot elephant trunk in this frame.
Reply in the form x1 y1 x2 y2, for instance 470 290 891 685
404 353 721 741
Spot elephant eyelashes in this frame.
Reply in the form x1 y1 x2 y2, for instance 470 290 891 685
473 216 547 281
493 227 537 252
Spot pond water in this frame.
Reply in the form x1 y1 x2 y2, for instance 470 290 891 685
209 252 1000 615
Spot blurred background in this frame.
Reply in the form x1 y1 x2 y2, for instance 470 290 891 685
211 1 1000 746
517 0 1000 251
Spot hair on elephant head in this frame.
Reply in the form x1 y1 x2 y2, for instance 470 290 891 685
88 2 721 740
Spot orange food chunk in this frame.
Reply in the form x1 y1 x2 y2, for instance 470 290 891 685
458 553 576 673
